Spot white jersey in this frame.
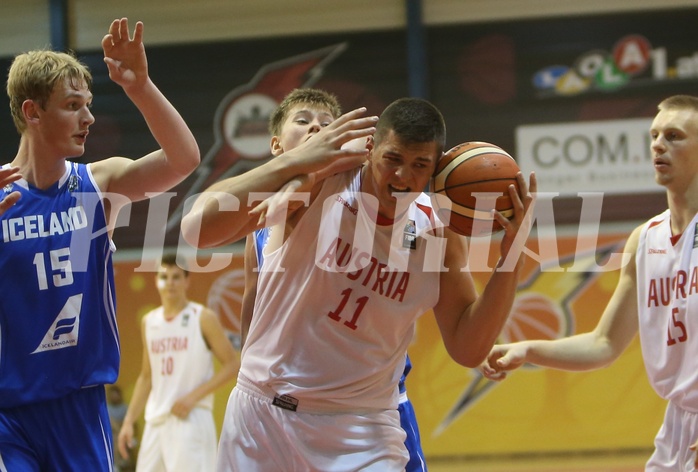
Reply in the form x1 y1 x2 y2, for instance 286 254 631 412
144 301 214 422
240 167 444 413
636 209 698 413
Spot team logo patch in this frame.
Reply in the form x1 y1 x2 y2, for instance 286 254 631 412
403 219 417 250
68 174 80 192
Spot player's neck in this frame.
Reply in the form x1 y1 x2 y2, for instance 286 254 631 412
13 138 68 189
666 181 698 234
359 165 397 223
162 298 189 319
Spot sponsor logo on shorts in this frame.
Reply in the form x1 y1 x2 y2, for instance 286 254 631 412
272 394 299 412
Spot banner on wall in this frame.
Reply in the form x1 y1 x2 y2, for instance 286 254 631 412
516 117 655 195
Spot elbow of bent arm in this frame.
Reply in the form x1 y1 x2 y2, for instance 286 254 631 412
180 213 206 248
445 345 489 369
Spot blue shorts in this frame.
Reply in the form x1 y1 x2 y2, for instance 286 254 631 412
0 386 113 472
399 397 427 472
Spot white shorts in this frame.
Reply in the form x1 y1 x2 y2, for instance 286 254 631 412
646 402 698 471
216 384 408 472
137 407 217 472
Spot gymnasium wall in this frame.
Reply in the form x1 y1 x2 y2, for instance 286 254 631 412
3 0 697 462
4 0 698 56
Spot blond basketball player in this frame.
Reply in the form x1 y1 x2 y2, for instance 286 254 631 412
0 18 200 471
482 95 698 471
117 253 238 472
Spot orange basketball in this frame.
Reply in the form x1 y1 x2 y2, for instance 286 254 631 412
431 141 520 237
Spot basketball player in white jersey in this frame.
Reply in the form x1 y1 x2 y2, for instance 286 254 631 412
0 18 200 471
182 97 535 471
481 95 698 471
239 87 429 472
117 253 238 471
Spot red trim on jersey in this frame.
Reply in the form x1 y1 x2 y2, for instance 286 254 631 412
376 213 394 226
648 217 682 246
670 233 683 246
416 202 433 219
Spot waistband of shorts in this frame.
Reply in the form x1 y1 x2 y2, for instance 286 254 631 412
235 373 384 415
146 405 212 425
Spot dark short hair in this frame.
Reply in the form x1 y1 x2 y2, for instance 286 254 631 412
374 98 446 155
159 252 189 276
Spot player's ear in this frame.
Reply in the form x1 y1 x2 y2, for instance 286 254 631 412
270 136 284 156
22 99 40 125
365 135 374 152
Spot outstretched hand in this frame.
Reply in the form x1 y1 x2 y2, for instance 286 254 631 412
0 166 22 216
286 107 377 175
249 175 313 227
250 137 369 226
102 18 148 90
479 343 528 381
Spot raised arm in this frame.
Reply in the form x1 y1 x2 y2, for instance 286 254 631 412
90 18 200 205
482 225 641 379
181 108 377 248
433 172 536 368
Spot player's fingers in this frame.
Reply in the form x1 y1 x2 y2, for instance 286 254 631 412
0 192 20 215
118 434 130 459
496 355 513 369
118 17 129 41
514 171 527 196
133 21 144 44
492 209 510 230
488 371 507 381
333 107 368 125
101 34 114 51
528 171 538 194
0 166 21 185
332 108 378 132
108 18 119 38
481 361 507 381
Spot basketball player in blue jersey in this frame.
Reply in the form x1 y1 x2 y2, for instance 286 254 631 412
0 18 200 471
239 89 428 471
185 95 535 471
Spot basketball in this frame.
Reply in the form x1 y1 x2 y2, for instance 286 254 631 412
431 141 520 237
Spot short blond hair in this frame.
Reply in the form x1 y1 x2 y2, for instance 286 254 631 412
658 95 698 113
6 49 92 134
268 88 341 136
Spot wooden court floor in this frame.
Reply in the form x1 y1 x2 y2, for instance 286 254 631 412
427 450 650 471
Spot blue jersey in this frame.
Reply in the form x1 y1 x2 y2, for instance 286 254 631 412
0 162 118 408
